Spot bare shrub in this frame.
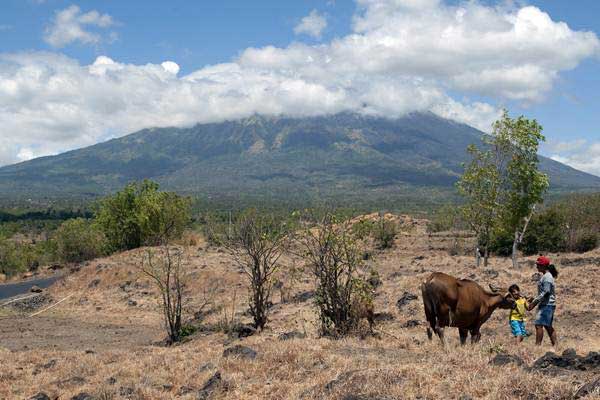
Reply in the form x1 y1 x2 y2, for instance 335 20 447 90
139 246 191 343
298 214 375 336
223 210 290 330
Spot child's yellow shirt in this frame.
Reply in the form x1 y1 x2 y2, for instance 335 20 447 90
509 298 528 321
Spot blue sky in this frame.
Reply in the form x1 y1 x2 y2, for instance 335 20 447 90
0 0 599 175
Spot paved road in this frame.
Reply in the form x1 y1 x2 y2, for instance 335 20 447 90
0 275 63 300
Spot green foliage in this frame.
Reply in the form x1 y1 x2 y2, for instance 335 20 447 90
373 217 397 250
0 238 55 276
427 204 467 233
458 110 549 264
95 180 191 251
54 218 107 263
520 208 566 255
488 228 514 257
573 232 598 253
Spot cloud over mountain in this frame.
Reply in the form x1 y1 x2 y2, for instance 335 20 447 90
0 0 598 172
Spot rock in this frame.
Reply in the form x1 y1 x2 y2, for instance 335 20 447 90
490 354 524 367
88 279 101 288
222 345 257 360
278 331 306 341
574 376 600 399
33 359 57 375
30 285 43 293
532 350 600 373
29 394 50 400
396 292 418 309
10 293 52 312
85 349 95 354
198 362 216 372
231 323 256 338
402 319 422 328
197 371 228 400
54 376 86 388
374 312 394 322
106 377 117 385
71 393 94 400
118 386 135 397
178 386 195 395
49 263 64 270
291 290 314 303
127 299 138 306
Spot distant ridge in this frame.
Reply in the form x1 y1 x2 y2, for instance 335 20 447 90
1 112 599 208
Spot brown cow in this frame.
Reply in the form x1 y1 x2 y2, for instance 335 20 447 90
421 272 514 345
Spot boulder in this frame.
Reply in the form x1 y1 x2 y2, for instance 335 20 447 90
490 354 524 367
29 394 50 400
531 350 600 373
396 292 418 309
278 331 306 341
574 376 600 399
222 345 257 360
197 371 228 400
30 285 43 293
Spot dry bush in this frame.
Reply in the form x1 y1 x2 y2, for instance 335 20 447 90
139 246 192 343
223 210 290 330
298 214 375 336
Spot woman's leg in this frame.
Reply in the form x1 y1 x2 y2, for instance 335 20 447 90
545 325 558 346
535 324 544 345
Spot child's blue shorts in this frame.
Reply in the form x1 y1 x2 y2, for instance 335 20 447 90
510 320 526 337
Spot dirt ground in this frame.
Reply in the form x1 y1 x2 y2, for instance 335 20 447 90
1 214 599 399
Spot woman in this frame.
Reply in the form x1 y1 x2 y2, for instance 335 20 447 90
528 256 558 346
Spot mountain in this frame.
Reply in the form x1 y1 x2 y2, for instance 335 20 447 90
1 112 599 209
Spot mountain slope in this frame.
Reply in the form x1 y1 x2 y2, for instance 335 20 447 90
1 113 599 207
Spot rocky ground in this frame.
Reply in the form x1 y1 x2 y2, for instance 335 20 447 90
0 215 599 399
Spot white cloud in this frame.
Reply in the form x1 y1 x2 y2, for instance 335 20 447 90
44 5 115 48
294 10 327 39
549 140 600 177
0 1 599 167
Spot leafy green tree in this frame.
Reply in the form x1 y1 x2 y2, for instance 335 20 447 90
458 110 548 267
54 218 107 263
96 180 191 252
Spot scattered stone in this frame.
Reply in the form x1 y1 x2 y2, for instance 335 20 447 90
106 377 117 385
54 376 86 388
30 285 43 293
85 349 95 354
127 299 138 307
231 323 256 338
222 345 257 360
88 279 101 288
197 371 228 400
278 331 306 341
118 386 135 397
29 393 50 400
396 292 418 309
198 362 216 372
402 319 422 328
9 293 52 312
178 386 195 395
373 312 394 322
292 290 314 303
70 393 94 400
413 255 425 261
531 350 600 373
490 354 524 367
574 376 600 399
161 384 174 391
49 263 64 270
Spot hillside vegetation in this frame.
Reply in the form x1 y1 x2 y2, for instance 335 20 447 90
1 113 599 208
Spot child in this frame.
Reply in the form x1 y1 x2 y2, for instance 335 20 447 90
508 284 529 343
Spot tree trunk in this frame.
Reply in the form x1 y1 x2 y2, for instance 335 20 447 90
483 246 489 267
512 229 519 268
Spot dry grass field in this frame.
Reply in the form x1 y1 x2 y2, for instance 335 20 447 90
1 215 599 399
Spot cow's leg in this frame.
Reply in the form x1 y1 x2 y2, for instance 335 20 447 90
470 328 481 344
422 294 436 341
459 328 468 345
434 304 450 344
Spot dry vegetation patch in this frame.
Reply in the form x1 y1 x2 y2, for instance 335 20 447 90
1 218 599 399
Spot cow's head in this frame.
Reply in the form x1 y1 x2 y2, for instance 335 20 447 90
488 284 516 309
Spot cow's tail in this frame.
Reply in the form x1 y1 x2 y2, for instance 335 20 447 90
421 280 437 341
